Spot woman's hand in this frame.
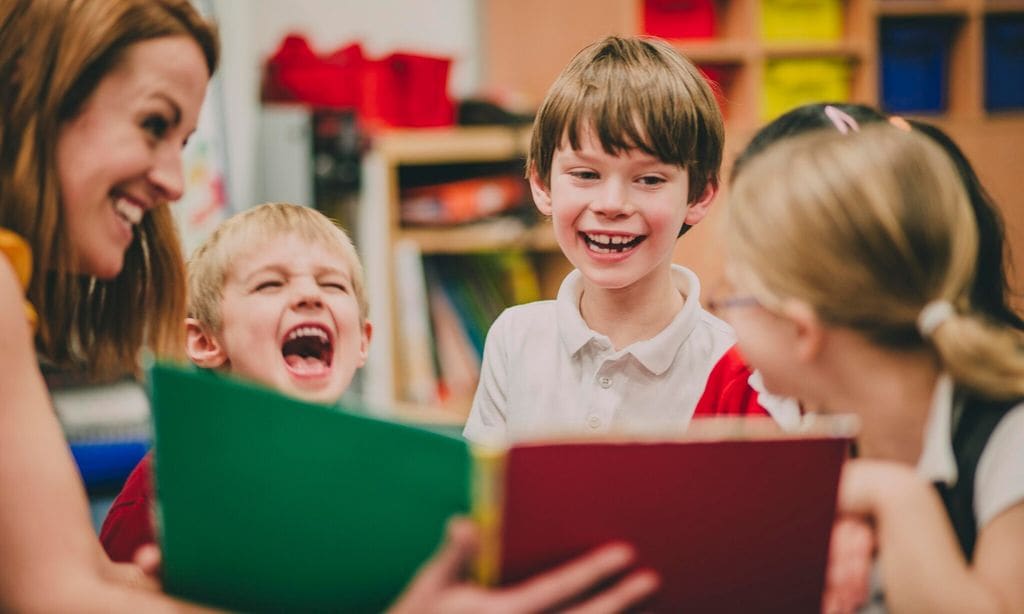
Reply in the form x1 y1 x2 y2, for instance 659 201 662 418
389 518 659 614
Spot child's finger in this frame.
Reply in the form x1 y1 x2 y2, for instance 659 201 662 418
131 543 163 581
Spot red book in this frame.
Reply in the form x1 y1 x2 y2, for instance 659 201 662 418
474 418 855 612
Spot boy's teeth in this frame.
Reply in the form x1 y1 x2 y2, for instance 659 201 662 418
113 198 143 224
288 326 329 341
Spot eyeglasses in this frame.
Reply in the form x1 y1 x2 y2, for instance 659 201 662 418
705 277 761 315
706 295 760 312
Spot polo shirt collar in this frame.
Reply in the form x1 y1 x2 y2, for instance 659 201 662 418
555 265 702 375
917 373 958 486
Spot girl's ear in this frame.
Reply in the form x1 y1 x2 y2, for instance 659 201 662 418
683 179 718 226
529 166 553 215
185 317 228 368
780 300 825 363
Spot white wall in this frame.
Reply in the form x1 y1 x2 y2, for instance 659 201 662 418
209 0 481 213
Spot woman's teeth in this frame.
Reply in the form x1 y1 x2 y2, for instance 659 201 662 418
114 198 143 225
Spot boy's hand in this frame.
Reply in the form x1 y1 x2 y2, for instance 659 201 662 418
389 517 659 614
131 543 163 589
105 543 162 594
821 516 875 614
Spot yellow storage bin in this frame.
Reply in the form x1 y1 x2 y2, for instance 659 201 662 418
762 58 850 120
762 0 843 41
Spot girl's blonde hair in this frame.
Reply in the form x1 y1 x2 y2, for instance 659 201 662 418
726 125 1024 399
0 0 219 380
187 203 369 332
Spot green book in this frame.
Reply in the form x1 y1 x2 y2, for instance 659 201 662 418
149 363 471 613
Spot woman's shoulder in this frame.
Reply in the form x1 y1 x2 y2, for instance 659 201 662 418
0 228 38 330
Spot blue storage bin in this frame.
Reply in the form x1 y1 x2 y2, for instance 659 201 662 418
71 439 150 494
880 18 957 113
985 15 1024 111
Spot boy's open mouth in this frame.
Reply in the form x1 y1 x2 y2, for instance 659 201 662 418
281 324 334 375
580 232 646 254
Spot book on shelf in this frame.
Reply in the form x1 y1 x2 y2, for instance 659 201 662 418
424 267 481 407
150 362 854 612
400 175 527 225
392 238 440 405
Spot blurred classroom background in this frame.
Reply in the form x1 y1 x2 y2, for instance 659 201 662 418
66 0 1024 524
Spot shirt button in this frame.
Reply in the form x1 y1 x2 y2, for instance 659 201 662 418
587 415 602 429
599 376 612 388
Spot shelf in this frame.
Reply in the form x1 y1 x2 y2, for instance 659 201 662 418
369 125 531 164
762 41 871 59
876 0 973 16
399 218 559 254
984 0 1024 12
669 39 754 64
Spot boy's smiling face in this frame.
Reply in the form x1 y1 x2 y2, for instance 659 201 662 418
531 125 713 292
187 232 371 404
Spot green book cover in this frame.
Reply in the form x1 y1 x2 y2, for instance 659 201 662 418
149 362 471 613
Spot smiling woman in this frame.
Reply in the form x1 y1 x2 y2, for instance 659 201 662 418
1 0 218 382
0 0 221 610
55 36 210 281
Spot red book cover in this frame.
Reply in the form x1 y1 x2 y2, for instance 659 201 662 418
477 423 852 612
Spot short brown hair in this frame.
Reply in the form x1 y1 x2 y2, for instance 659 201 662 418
0 0 219 379
527 35 724 206
188 203 369 332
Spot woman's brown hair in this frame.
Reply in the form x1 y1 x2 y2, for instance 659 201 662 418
0 0 219 380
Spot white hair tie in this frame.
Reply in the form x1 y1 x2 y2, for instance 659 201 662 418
918 300 955 338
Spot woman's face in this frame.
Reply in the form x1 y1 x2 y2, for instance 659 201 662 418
56 35 209 279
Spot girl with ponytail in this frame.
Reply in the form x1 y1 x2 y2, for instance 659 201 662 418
722 125 1024 612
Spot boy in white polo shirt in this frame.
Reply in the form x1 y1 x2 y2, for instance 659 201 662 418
463 36 771 446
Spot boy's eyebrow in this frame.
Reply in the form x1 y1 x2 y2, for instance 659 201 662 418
238 263 351 282
558 147 676 169
239 263 288 283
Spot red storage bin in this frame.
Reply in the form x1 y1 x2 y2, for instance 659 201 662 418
263 35 365 108
699 64 735 118
362 52 455 128
642 0 717 39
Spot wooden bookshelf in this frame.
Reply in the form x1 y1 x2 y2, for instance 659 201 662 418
482 0 1024 307
356 126 567 413
358 1 1024 413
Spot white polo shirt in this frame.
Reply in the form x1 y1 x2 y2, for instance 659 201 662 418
463 265 740 446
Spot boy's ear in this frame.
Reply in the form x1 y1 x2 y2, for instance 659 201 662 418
529 166 553 216
356 319 373 367
185 317 228 369
683 179 719 226
780 300 825 363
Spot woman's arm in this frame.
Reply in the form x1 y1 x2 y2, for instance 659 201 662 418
0 260 215 612
839 459 1024 613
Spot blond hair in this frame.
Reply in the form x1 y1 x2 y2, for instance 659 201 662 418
188 203 368 332
0 0 219 379
528 35 724 210
726 125 1024 399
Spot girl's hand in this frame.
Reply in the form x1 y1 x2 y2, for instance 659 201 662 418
821 516 875 614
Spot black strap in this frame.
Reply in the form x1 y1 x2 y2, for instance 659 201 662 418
933 391 1020 561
